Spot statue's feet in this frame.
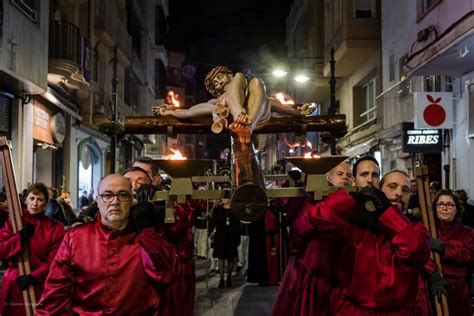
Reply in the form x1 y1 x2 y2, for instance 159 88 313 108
229 123 251 144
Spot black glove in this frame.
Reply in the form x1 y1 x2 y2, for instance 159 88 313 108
19 223 35 246
135 184 157 203
16 274 36 291
430 238 445 254
429 269 448 303
132 202 156 233
359 187 391 216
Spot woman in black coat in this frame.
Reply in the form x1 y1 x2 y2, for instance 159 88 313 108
209 194 240 288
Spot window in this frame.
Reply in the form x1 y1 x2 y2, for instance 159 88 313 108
10 0 38 22
354 0 374 19
353 78 376 127
468 84 474 138
425 75 441 92
417 0 441 20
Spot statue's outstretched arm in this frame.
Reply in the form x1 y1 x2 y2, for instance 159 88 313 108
269 97 303 116
156 102 215 119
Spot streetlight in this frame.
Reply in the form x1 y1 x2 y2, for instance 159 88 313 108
294 74 310 83
272 69 288 78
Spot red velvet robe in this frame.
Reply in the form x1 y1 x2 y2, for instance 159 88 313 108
0 209 64 316
36 219 178 315
307 189 430 315
265 207 281 285
159 201 196 316
438 221 474 316
273 201 341 316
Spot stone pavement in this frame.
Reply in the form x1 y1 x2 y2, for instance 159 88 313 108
194 258 278 316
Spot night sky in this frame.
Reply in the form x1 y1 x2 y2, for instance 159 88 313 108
166 0 293 84
165 0 293 159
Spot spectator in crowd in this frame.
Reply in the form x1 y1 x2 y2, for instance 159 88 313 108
429 181 441 198
457 189 474 228
45 187 66 224
79 190 89 213
0 183 65 316
36 174 177 314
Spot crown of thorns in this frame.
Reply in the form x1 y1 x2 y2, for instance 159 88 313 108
204 66 233 96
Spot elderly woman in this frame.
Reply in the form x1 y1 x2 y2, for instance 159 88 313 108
430 189 474 316
0 183 65 316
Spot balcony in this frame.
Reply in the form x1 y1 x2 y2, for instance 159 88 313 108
95 0 132 66
48 20 90 98
323 2 380 78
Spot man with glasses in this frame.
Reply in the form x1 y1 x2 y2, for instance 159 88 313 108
305 159 430 315
37 174 177 315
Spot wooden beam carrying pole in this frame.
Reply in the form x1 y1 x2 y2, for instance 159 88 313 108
0 137 36 315
415 164 449 316
124 114 346 135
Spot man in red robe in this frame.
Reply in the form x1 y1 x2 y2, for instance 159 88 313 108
308 166 430 315
36 174 178 315
272 161 352 315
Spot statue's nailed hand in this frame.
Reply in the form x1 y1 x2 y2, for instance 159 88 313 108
297 103 315 116
152 104 174 116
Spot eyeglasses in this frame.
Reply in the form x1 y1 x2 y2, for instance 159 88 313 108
436 202 456 209
99 192 131 202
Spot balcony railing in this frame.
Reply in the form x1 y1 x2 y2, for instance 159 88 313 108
49 20 90 83
49 20 82 67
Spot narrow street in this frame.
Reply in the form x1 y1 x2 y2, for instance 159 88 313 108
194 259 277 316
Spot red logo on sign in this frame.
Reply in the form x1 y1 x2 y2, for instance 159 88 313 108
423 95 446 126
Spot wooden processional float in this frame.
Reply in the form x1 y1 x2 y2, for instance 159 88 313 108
124 114 347 222
0 137 37 315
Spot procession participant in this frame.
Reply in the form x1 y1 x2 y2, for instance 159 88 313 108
134 156 163 186
209 191 241 288
155 66 312 144
0 183 65 316
135 182 197 316
36 174 177 315
427 189 474 316
307 168 430 315
121 166 153 195
272 162 352 315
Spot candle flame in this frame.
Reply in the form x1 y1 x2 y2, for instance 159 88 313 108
165 148 187 160
304 152 321 159
275 92 295 106
166 91 180 109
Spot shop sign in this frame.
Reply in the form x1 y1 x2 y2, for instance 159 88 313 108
402 122 442 153
414 92 453 129
33 104 54 144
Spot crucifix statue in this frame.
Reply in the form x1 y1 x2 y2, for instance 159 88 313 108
152 66 314 144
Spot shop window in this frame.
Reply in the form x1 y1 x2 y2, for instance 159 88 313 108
354 0 374 19
77 139 102 207
10 0 39 23
353 78 376 127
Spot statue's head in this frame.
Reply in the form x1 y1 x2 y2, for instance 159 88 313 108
204 66 233 97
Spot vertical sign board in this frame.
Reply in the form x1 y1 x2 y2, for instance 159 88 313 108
414 92 453 129
402 122 442 153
